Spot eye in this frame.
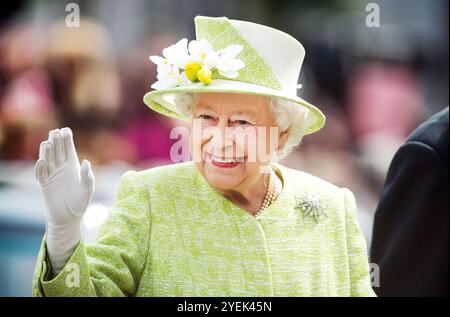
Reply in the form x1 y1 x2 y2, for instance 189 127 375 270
198 114 214 120
234 119 251 125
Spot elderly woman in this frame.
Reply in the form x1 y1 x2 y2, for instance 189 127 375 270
32 16 375 297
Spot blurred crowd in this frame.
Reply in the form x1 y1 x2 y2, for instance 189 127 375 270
0 17 179 168
0 0 448 242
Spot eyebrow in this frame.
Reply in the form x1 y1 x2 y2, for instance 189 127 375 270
230 111 251 116
194 102 261 119
195 103 215 111
194 106 217 116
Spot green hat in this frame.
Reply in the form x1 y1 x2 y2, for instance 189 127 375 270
143 15 325 135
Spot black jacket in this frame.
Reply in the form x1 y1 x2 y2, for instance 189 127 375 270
371 107 449 297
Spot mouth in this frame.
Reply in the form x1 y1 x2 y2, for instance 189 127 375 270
205 153 245 168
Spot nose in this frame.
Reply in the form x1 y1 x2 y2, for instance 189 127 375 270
209 117 234 157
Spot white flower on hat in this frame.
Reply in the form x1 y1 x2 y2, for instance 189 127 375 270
151 64 191 90
188 39 219 70
215 45 245 78
149 38 190 72
149 38 245 89
149 38 192 90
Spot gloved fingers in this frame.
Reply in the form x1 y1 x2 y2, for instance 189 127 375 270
80 159 95 194
39 141 46 160
43 141 56 174
87 166 95 194
49 129 66 167
61 127 78 164
35 159 48 183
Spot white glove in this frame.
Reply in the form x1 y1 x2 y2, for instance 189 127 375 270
35 127 95 276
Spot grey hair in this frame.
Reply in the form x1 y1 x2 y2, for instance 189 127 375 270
174 92 315 159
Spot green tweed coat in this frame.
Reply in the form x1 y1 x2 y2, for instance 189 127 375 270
32 161 375 297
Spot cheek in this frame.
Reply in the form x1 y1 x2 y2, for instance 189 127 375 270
232 127 275 164
233 127 256 158
190 119 214 160
189 126 208 164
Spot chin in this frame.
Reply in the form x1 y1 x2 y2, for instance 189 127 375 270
202 162 245 190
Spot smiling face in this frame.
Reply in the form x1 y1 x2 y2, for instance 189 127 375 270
190 92 287 193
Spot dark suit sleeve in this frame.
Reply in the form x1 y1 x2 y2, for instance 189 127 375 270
370 141 449 296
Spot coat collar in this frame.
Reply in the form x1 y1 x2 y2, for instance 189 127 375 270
191 161 327 224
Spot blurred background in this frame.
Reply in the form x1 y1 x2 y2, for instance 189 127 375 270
0 0 448 296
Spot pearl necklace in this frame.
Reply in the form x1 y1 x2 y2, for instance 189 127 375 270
255 167 279 217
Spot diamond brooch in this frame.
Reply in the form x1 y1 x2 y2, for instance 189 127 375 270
295 192 327 223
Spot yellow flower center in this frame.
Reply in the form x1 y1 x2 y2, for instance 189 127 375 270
185 62 202 81
197 68 212 85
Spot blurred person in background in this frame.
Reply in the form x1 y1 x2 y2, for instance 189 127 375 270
0 23 57 160
345 40 426 244
347 23 427 187
45 18 135 166
371 107 449 297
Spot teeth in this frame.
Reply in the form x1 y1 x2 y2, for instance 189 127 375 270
207 154 244 163
214 156 236 163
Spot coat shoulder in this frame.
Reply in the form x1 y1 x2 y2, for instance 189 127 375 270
135 161 196 180
278 164 355 220
122 161 199 193
279 164 344 195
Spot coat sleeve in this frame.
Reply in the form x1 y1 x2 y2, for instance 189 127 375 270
370 142 449 296
342 188 376 297
31 171 151 297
